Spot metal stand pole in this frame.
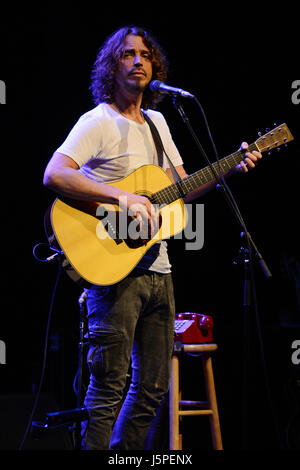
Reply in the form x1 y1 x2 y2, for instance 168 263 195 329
74 289 88 450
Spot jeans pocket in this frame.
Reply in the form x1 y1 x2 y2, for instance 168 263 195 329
88 329 124 378
87 343 104 377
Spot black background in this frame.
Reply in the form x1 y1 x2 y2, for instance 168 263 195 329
0 5 299 451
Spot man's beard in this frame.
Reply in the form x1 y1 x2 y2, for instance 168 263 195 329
126 76 149 93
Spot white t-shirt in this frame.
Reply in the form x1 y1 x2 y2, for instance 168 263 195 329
56 102 183 273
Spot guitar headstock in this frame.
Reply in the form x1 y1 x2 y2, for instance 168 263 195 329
255 123 294 153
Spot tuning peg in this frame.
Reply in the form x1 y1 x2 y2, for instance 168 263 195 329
258 131 262 137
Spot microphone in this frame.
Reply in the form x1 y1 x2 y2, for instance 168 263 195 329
149 80 194 99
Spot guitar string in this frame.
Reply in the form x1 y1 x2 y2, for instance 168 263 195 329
151 143 258 206
151 127 289 206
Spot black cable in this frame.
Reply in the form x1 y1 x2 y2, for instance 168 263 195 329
33 242 62 263
18 257 62 450
248 252 284 448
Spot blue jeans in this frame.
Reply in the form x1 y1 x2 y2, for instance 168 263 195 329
81 268 175 450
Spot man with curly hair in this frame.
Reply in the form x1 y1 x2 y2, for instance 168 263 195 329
43 26 261 450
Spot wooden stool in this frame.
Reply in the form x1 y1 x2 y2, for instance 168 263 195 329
169 343 223 450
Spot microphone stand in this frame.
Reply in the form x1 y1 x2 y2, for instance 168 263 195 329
172 95 272 273
171 94 274 449
74 289 88 450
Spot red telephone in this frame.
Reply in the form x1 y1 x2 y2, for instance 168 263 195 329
174 312 214 344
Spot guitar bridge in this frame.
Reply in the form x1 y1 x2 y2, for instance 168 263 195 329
98 208 161 249
98 212 123 245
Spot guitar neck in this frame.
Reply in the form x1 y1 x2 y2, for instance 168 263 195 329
150 143 258 206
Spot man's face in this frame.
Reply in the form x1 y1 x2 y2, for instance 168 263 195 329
115 34 153 95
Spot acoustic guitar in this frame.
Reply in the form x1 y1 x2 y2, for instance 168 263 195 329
45 124 293 286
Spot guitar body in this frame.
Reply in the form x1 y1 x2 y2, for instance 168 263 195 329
49 164 188 286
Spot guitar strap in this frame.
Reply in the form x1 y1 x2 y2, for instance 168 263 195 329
142 111 182 183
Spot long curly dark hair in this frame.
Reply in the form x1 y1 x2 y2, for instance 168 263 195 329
90 26 168 110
